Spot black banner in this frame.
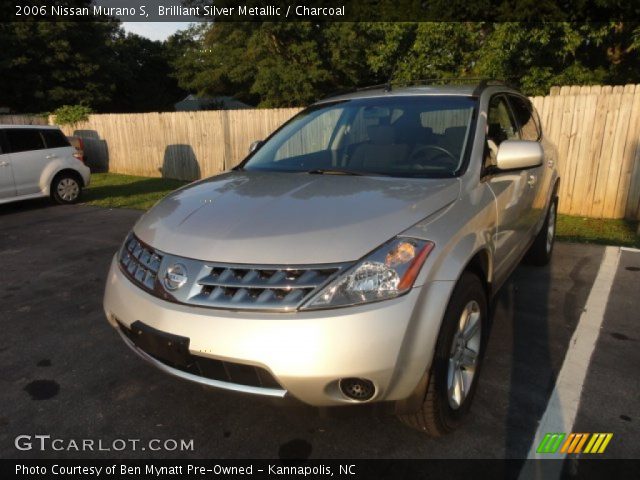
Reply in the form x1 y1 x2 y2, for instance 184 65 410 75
3 459 640 480
4 0 640 22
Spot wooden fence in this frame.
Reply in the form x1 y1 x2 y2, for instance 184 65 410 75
0 115 47 125
532 84 640 220
50 84 640 220
56 109 300 179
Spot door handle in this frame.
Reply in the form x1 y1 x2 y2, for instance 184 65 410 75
45 154 57 159
0 161 9 167
527 174 537 186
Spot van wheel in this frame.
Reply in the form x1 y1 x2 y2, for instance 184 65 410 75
51 173 82 204
398 272 487 436
525 198 557 266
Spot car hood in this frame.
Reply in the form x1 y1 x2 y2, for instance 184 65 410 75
134 171 460 264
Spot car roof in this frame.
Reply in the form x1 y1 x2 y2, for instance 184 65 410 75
314 83 522 105
0 124 61 130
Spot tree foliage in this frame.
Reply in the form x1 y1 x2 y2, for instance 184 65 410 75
0 20 120 112
109 32 185 112
172 21 640 106
0 11 184 113
1 18 639 113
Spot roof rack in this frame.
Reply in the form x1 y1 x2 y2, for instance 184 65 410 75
357 83 393 93
471 78 511 95
401 77 512 94
323 77 513 100
324 83 392 99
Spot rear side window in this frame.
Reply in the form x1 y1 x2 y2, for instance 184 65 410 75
508 95 540 141
5 129 46 153
41 129 70 148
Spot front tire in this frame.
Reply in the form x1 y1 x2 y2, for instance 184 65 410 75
398 272 487 436
51 173 82 205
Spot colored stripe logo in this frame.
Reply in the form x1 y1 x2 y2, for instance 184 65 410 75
537 433 613 454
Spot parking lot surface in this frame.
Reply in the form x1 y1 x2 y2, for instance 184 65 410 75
1 200 638 460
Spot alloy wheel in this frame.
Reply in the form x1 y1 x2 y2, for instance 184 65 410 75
447 300 482 409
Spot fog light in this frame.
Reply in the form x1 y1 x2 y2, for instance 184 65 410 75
339 378 375 401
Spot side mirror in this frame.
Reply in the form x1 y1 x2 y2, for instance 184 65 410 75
495 140 543 171
249 140 263 154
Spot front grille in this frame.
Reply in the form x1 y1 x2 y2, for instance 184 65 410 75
190 265 339 310
118 322 281 389
119 234 345 311
120 235 163 292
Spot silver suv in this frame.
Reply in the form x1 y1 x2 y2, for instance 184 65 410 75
104 82 558 435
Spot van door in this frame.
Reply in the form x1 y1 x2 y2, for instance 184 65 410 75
4 128 48 196
0 131 17 199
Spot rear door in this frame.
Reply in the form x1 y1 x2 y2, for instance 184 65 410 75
4 128 48 196
0 130 17 199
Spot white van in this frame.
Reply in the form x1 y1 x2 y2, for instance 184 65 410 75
0 125 91 205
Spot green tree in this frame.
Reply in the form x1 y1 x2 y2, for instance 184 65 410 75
109 32 185 112
170 21 640 106
390 23 484 82
474 23 639 95
169 23 259 105
0 19 121 112
248 23 332 107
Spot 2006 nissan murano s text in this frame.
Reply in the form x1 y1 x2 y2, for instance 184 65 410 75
104 82 559 435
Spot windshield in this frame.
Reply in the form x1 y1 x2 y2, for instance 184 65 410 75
242 95 477 178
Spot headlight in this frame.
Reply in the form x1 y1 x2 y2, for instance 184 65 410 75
301 237 434 309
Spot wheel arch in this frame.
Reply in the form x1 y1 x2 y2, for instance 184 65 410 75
462 248 493 299
393 246 493 415
552 177 560 199
48 168 85 191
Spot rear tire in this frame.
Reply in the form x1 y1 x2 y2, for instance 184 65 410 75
398 272 487 436
525 198 557 266
51 172 82 205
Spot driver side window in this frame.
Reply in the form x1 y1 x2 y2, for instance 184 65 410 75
485 95 519 169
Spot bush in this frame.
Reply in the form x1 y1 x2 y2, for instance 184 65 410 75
53 104 92 127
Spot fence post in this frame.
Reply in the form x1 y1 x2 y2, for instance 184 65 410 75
221 109 232 171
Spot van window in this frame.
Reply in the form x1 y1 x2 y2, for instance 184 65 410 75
41 129 70 149
5 129 46 153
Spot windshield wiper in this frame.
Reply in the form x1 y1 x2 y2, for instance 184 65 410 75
306 169 366 176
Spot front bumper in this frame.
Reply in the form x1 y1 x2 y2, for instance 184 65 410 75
103 255 453 406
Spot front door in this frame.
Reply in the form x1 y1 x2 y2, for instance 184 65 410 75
484 95 538 284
